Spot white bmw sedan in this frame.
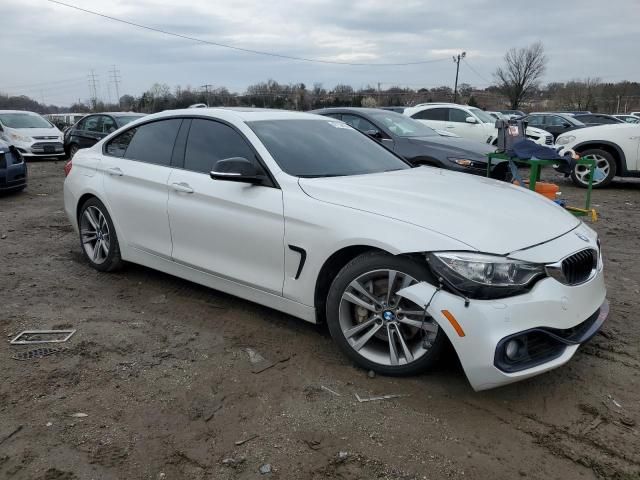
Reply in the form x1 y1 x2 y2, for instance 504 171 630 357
64 108 607 391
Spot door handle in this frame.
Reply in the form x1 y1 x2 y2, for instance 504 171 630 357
446 125 455 128
106 167 123 176
171 182 194 193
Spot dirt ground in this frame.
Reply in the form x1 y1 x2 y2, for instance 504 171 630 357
1 160 639 480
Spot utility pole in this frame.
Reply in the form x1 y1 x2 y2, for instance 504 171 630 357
201 84 213 106
616 95 621 113
88 69 99 110
452 52 466 103
109 65 122 108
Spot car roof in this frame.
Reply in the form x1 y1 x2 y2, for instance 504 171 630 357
146 107 323 122
311 107 389 115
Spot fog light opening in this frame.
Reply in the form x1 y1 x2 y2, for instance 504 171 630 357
505 339 523 360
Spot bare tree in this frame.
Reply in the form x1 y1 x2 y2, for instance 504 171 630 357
494 42 547 109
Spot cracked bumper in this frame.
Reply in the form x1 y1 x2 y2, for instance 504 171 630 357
397 267 607 391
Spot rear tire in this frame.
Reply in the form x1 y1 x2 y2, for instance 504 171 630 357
68 144 79 159
326 251 446 376
78 197 123 272
571 148 616 188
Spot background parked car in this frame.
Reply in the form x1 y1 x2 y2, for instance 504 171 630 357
312 107 506 178
523 112 586 140
64 112 146 158
497 109 525 119
404 103 553 146
46 113 86 131
573 113 625 126
614 114 640 124
0 140 27 192
0 110 65 159
556 123 640 187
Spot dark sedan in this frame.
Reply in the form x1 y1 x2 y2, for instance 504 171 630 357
64 112 145 158
573 113 625 126
312 107 505 178
0 140 27 193
523 112 586 140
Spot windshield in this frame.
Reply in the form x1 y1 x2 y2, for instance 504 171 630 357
0 113 53 129
368 111 437 137
114 115 144 127
248 119 410 177
469 108 496 124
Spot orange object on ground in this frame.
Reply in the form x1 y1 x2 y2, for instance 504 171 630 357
534 182 559 200
512 180 559 200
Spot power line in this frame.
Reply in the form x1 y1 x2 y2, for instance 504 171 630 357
45 0 450 67
462 58 492 85
0 76 87 91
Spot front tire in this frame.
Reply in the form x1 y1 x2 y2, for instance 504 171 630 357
326 252 446 376
571 149 616 188
78 197 123 272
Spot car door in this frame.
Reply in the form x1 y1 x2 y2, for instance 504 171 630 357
445 107 484 141
70 115 96 149
100 118 181 258
340 114 395 150
167 118 285 295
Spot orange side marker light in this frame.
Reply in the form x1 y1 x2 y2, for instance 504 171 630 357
441 310 465 337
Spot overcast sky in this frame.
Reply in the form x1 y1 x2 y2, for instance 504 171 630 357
2 0 638 106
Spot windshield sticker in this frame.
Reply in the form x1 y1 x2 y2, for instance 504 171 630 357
327 121 353 130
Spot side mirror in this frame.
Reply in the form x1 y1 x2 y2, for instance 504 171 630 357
210 157 266 185
465 116 478 124
563 123 572 128
0 124 4 132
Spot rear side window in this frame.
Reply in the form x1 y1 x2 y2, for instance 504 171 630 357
122 119 182 166
411 108 447 121
183 119 256 174
105 128 137 158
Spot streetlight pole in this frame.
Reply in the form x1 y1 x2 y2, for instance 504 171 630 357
452 52 466 103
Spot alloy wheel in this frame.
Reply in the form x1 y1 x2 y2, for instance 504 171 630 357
574 154 610 186
80 205 111 264
338 269 439 367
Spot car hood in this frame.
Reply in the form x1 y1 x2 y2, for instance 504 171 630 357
298 167 579 254
564 122 639 139
5 126 61 138
406 136 494 161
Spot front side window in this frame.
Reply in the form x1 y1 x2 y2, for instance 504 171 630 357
411 108 447 121
120 119 182 166
183 119 257 174
248 119 409 177
101 116 117 134
448 108 469 123
84 116 101 133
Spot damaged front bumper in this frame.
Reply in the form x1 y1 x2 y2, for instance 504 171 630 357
397 268 608 391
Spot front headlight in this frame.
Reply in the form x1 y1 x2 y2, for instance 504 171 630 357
9 132 32 143
447 157 478 168
556 135 576 146
427 252 545 299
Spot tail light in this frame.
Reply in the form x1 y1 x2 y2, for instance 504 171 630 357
64 159 72 177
